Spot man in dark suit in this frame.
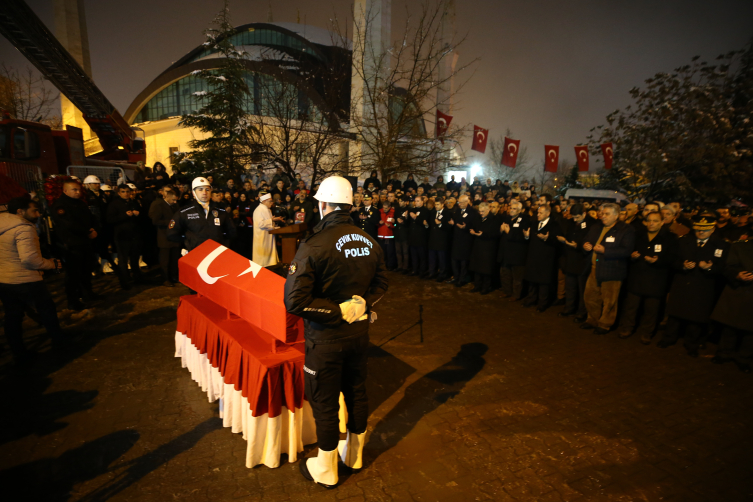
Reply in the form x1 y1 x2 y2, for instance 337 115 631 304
469 202 500 295
710 238 753 372
658 214 729 357
617 210 677 343
522 203 561 311
149 186 181 286
557 204 593 319
581 203 636 334
498 200 530 301
408 196 430 276
448 195 475 286
427 197 452 281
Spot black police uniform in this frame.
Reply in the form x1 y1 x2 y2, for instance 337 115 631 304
357 203 380 241
107 195 144 288
51 193 97 307
284 210 388 452
166 201 237 251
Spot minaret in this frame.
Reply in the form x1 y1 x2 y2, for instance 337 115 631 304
350 0 391 173
53 0 93 140
436 0 456 115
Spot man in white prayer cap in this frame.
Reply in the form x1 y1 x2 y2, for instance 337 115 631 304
253 193 284 266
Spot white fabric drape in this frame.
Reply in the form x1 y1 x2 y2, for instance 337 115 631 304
175 331 316 468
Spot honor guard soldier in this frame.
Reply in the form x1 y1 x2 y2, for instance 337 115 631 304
357 193 380 241
51 180 99 310
166 177 237 252
285 176 388 488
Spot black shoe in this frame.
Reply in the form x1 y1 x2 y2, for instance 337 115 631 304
507 296 520 302
13 350 38 368
686 348 699 358
699 342 707 350
573 314 587 323
435 275 446 283
618 331 631 339
480 288 491 295
536 305 548 313
408 271 418 277
594 327 610 335
470 287 481 293
426 273 437 280
52 336 75 352
552 298 566 306
163 281 175 287
521 299 535 307
657 340 674 349
83 293 103 301
711 356 732 365
558 310 575 318
640 334 653 345
736 362 752 374
454 281 463 288
580 322 596 330
299 458 336 489
444 277 455 284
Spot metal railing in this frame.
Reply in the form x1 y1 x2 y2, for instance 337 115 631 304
66 165 125 187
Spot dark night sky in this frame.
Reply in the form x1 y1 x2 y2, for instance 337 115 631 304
2 0 752 168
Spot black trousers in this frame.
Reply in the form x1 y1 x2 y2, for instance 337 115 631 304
525 282 550 307
452 259 469 284
564 272 589 315
395 240 410 270
428 249 448 276
500 264 525 299
304 335 369 451
618 292 662 338
159 247 181 283
410 245 427 274
661 316 704 350
716 326 753 364
63 247 94 304
379 238 396 270
0 281 63 358
93 234 113 266
474 272 491 291
115 236 142 286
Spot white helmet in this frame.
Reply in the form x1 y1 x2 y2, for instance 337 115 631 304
192 177 211 190
314 176 352 204
83 175 101 184
101 184 112 191
127 183 137 190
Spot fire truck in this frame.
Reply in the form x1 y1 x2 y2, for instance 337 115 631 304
0 0 145 193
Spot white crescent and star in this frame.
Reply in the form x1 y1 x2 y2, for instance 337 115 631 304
578 150 588 160
605 146 613 157
547 149 557 160
476 131 485 142
508 143 518 154
196 245 264 284
438 118 447 127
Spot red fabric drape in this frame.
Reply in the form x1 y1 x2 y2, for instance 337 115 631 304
176 295 305 418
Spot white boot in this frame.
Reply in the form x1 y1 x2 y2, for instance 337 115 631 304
338 430 366 470
302 448 338 487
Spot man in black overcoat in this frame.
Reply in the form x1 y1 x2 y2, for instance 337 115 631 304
616 210 677 343
522 203 561 311
498 200 530 301
557 204 594 318
408 196 430 276
427 197 452 281
149 186 181 286
469 202 500 295
658 214 729 357
448 195 475 286
710 239 753 372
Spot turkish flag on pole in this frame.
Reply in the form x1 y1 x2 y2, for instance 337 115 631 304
601 143 614 170
544 145 559 173
471 125 488 153
501 137 521 168
436 110 453 139
574 145 590 171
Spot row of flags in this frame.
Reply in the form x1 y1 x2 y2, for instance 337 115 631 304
435 110 614 172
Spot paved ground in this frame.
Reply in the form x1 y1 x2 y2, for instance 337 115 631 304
1 268 752 502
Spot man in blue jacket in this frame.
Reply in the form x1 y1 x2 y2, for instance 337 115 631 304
581 203 635 334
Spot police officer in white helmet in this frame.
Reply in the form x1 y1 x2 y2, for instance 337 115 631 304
166 176 236 253
285 176 388 488
83 175 114 273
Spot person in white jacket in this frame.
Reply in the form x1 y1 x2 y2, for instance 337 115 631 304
252 193 283 267
0 197 68 364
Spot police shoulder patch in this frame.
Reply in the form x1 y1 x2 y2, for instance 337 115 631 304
289 263 297 275
169 220 175 229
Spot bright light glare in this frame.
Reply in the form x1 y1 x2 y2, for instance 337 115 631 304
470 164 482 180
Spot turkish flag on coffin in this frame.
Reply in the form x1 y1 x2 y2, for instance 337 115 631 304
544 145 559 173
471 125 488 153
436 110 453 139
601 143 614 170
501 137 521 168
574 145 590 171
178 239 304 344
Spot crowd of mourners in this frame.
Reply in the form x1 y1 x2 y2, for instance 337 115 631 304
1 164 752 372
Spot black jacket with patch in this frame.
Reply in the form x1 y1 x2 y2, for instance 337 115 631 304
165 201 236 251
